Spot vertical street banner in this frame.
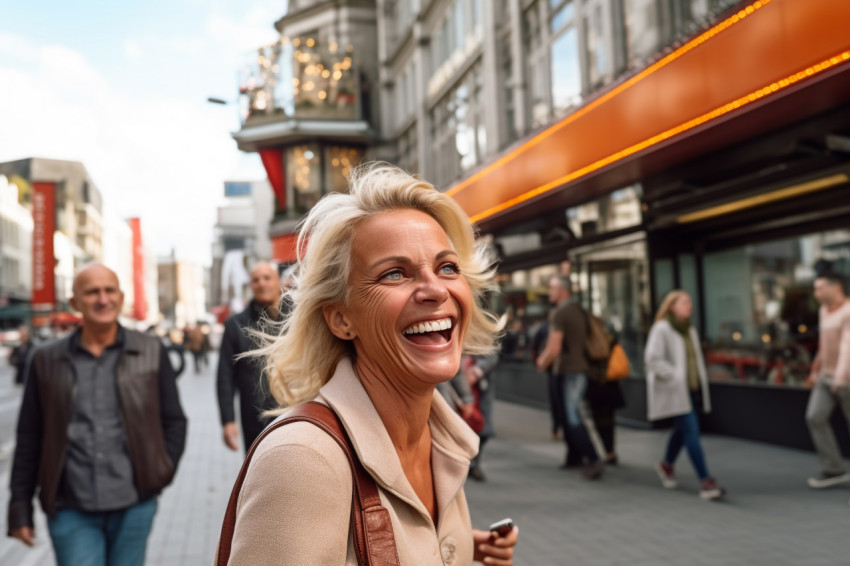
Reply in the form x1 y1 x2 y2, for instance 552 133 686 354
31 182 55 322
129 217 147 321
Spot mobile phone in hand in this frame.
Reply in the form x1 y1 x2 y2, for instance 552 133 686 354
488 518 514 539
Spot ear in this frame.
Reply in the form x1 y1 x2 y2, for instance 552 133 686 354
322 304 355 340
69 296 79 313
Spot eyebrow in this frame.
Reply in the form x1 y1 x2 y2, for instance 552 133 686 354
368 249 457 270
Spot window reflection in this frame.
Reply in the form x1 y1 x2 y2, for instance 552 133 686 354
703 230 850 387
550 27 581 112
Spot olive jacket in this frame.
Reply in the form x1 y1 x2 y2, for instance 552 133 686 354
227 357 480 565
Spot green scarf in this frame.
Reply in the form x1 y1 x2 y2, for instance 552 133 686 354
668 314 700 392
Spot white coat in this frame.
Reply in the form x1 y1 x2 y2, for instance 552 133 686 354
645 319 712 421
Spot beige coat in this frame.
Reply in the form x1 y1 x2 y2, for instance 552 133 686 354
645 319 711 421
227 358 480 565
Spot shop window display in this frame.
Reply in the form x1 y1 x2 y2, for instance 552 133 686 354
702 229 850 387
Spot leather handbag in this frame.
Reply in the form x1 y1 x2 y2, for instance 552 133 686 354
606 343 631 381
215 402 401 566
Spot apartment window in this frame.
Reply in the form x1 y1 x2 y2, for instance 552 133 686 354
550 25 581 113
430 64 487 187
524 2 549 127
549 0 574 34
499 34 517 144
623 0 660 68
584 0 611 87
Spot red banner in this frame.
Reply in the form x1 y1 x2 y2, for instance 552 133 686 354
31 182 55 317
128 218 147 321
258 148 286 210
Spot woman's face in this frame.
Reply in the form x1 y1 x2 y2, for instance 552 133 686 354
671 294 693 321
336 209 473 389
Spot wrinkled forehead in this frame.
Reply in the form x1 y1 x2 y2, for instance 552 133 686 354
74 266 120 292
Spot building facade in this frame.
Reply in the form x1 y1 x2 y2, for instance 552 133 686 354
231 0 850 449
0 175 33 328
209 180 274 315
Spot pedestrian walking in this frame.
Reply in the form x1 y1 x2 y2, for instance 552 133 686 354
216 163 517 565
804 271 850 492
535 276 604 479
8 325 34 385
217 261 285 452
7 263 187 566
646 290 725 500
586 331 627 465
466 353 499 481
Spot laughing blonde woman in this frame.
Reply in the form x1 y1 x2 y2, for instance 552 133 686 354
223 163 519 565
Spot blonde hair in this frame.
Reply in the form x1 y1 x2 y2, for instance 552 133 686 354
255 162 500 407
654 289 691 322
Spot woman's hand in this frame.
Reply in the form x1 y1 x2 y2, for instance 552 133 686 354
472 527 518 565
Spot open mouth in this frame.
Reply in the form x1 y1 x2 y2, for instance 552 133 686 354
402 317 454 346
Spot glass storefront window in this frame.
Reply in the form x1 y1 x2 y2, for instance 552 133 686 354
566 185 643 238
702 229 850 387
572 238 650 377
492 262 567 361
285 144 321 215
324 146 363 193
239 35 360 124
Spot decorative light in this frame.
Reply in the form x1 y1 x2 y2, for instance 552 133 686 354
303 81 315 91
306 38 316 47
322 69 331 78
346 44 354 53
798 324 807 333
329 41 338 52
732 332 742 341
333 70 342 80
293 38 301 47
318 90 327 100
293 78 300 86
761 334 771 344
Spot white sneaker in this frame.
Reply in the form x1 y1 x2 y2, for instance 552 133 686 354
655 461 677 489
807 472 850 489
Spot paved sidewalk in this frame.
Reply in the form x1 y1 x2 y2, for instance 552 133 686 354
2 356 849 565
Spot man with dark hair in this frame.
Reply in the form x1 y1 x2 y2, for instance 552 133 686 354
536 275 604 479
7 263 187 566
805 271 850 491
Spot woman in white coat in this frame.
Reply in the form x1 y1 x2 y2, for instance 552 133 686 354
645 290 725 500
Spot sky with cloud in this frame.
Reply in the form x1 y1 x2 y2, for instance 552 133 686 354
0 0 288 265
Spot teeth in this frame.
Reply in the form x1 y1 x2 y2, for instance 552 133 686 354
404 318 453 335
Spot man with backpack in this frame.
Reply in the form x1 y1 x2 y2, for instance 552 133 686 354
536 275 605 479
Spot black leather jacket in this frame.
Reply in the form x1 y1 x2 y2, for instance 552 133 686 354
7 327 187 533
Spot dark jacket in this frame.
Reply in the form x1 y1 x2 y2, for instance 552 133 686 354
7 327 187 533
9 341 34 385
216 300 283 449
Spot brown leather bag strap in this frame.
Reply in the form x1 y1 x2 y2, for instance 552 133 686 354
215 401 400 566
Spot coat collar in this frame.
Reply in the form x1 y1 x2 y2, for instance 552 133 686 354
318 357 479 524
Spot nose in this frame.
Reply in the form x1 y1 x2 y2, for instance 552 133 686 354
413 269 449 305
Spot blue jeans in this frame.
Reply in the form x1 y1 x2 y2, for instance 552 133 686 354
562 373 598 463
664 408 710 481
47 498 158 566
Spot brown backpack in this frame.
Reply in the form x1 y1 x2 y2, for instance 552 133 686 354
584 310 611 362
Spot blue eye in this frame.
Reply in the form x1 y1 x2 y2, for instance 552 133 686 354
382 270 403 281
440 263 460 275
